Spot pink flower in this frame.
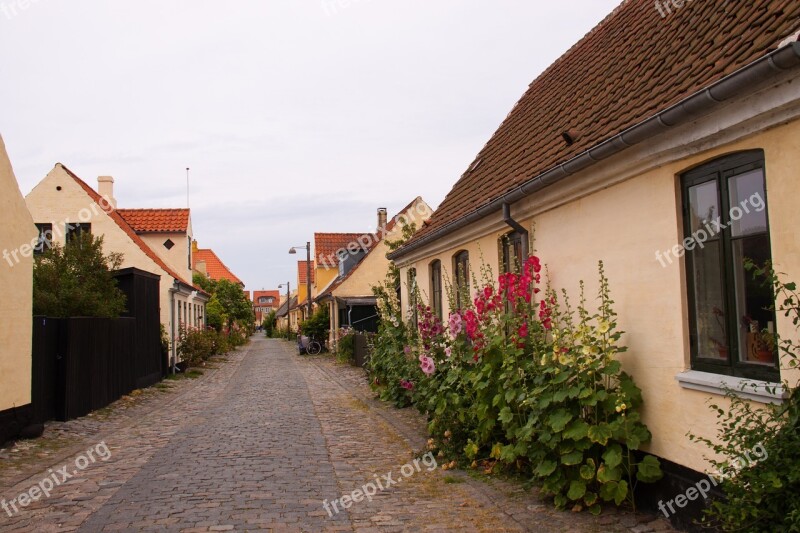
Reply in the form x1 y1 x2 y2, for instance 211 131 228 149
420 356 436 376
400 379 414 391
448 313 463 337
445 346 452 358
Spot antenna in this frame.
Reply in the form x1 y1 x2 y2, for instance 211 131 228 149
186 167 190 208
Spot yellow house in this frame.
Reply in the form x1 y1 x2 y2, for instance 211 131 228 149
389 0 800 515
0 135 37 443
317 198 432 348
25 164 209 367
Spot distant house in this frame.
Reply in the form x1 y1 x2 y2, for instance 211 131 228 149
388 0 800 518
252 290 281 325
316 198 431 348
276 294 298 333
0 135 37 443
191 242 245 287
290 260 316 327
25 164 208 367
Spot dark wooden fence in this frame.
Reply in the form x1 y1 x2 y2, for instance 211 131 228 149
353 334 371 368
31 268 163 423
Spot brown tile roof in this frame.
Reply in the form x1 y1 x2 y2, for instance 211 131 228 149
315 233 369 268
193 249 245 286
116 209 189 233
401 0 800 249
57 164 206 295
298 261 315 284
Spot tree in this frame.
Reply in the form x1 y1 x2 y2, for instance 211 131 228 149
33 233 126 318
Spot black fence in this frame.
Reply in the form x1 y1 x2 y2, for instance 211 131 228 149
353 334 371 368
31 268 163 423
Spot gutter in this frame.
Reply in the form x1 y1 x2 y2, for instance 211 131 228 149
388 41 800 261
503 203 529 261
169 280 178 374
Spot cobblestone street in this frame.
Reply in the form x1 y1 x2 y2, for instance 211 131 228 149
0 338 672 532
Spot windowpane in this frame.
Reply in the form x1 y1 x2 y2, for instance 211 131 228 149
34 223 53 254
732 235 775 365
689 240 728 360
430 261 442 319
688 180 720 237
728 169 767 238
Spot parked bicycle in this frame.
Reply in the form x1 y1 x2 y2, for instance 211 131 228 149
297 334 323 355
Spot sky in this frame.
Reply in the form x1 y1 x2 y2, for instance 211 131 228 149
1 0 620 291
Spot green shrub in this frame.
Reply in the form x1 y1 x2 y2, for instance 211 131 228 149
690 262 800 532
301 306 330 343
369 257 662 513
337 329 357 364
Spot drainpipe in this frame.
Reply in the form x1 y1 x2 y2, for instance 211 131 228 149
169 280 178 374
502 203 529 261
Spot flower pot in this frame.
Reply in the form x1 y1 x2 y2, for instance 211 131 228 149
755 349 773 363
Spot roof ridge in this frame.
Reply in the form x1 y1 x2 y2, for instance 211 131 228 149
57 163 205 295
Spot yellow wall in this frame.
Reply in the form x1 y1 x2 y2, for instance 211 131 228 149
25 165 206 360
0 136 35 412
315 266 338 295
140 230 193 284
399 119 800 472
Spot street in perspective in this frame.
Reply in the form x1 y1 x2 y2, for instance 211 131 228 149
2 1 799 532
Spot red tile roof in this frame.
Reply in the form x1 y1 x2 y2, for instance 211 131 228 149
57 164 206 295
315 233 369 268
400 0 800 251
253 290 281 306
298 261 315 284
117 209 189 233
193 249 245 286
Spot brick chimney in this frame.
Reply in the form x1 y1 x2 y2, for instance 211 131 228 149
97 176 116 208
377 207 388 230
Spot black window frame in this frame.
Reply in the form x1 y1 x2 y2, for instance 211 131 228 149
34 223 54 255
430 260 443 320
65 223 91 246
502 232 524 274
408 267 418 330
454 250 470 309
682 150 778 382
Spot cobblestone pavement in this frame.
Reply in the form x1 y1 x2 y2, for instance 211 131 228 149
0 338 674 532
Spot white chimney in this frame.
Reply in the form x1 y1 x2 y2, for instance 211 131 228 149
97 176 116 208
377 207 388 230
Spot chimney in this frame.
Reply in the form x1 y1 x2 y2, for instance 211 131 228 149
192 239 199 253
97 176 116 208
377 207 388 230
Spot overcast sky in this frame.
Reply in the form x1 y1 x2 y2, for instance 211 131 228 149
1 0 620 291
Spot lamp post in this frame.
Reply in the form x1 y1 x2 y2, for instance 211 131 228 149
278 282 291 341
289 242 313 321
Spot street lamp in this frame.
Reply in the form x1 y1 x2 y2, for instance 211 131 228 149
278 282 291 341
289 242 313 321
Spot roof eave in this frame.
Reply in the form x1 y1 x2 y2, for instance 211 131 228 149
389 41 800 261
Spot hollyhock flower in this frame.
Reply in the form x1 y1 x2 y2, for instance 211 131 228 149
518 323 529 338
445 346 452 358
400 379 414 391
420 356 436 376
448 313 463 337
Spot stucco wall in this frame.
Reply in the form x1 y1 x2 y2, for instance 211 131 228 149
140 232 193 284
24 166 203 350
0 136 35 412
398 119 800 473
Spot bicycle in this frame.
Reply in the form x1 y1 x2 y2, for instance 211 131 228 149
297 334 323 355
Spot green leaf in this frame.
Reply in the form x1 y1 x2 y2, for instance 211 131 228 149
636 455 663 483
603 444 623 468
580 461 596 480
588 503 602 516
535 460 557 477
567 480 587 501
553 371 571 384
499 406 514 424
613 479 629 505
464 441 479 460
596 464 622 482
563 420 590 440
599 480 618 502
548 409 573 432
588 423 613 446
561 450 584 466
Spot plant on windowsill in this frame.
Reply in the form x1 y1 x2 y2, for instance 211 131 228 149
752 329 777 363
690 260 800 532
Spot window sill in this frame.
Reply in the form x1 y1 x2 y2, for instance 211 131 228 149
675 370 786 404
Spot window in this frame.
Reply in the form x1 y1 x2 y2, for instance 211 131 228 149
502 232 524 274
682 150 777 382
408 268 418 329
66 223 91 245
430 260 443 319
259 297 268 304
454 251 470 309
164 239 175 250
34 223 53 255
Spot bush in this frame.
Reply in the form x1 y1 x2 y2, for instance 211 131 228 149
690 262 800 532
337 328 357 364
177 325 230 367
300 306 330 343
368 257 662 513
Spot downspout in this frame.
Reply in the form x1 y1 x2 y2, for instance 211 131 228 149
502 203 529 261
169 280 178 375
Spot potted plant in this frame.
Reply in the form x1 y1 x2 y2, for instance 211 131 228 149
752 329 776 363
